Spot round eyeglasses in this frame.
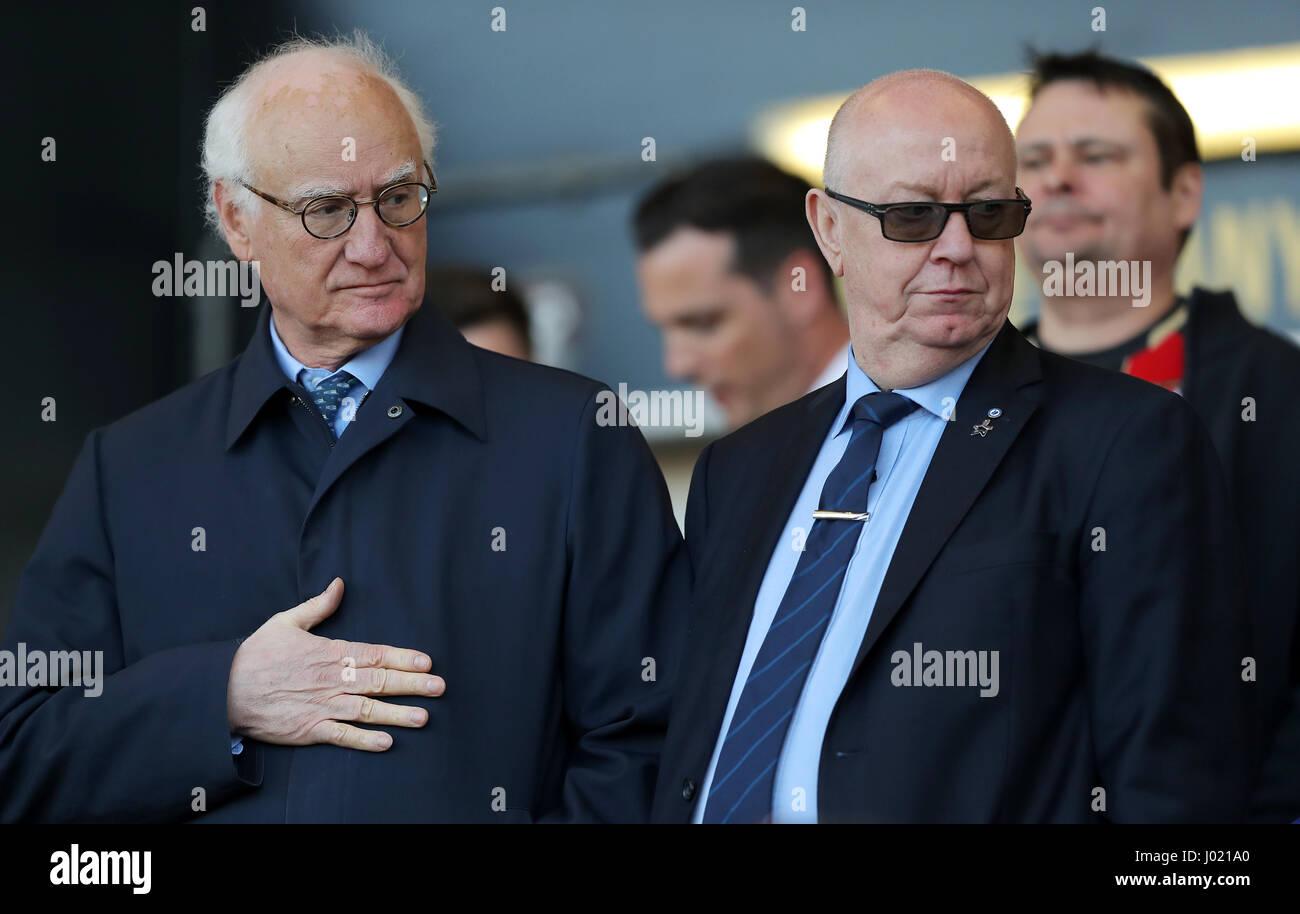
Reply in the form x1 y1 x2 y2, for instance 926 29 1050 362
824 187 1032 242
240 161 437 239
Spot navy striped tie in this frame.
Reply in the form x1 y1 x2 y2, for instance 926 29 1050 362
702 390 918 824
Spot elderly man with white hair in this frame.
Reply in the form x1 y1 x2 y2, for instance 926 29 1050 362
0 33 688 823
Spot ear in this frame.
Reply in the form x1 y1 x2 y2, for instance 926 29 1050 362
771 248 834 328
806 188 845 278
214 180 255 262
1169 161 1203 235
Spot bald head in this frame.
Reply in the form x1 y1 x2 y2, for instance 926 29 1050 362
245 48 393 131
242 50 420 194
805 68 1022 391
823 69 1015 192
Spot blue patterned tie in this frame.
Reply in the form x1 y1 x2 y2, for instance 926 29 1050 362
702 390 918 824
298 368 366 438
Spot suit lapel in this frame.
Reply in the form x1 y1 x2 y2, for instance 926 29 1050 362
301 305 487 520
305 376 414 516
846 321 1045 682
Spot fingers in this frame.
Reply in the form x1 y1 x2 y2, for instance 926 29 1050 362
310 720 394 752
337 695 430 729
309 693 431 753
285 578 345 630
348 665 446 698
338 639 432 674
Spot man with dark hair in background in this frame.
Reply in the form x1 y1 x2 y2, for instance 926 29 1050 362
1015 48 1300 822
427 264 532 361
633 156 850 429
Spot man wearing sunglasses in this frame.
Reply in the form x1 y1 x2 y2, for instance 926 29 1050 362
653 68 1252 823
0 35 688 823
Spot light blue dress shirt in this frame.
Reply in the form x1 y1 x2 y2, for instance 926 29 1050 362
692 339 993 823
268 313 405 439
230 312 406 755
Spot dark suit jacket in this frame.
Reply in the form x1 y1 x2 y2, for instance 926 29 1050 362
1 301 688 823
1021 287 1300 821
1181 288 1300 822
652 320 1254 823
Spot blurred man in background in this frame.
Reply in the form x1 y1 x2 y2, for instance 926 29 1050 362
633 156 850 429
1015 49 1300 822
427 264 532 360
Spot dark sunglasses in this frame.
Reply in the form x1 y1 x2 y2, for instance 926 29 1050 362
824 187 1032 242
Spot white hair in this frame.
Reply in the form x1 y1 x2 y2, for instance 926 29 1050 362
200 30 437 236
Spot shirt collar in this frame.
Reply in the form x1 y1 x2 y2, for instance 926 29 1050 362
833 336 996 437
269 310 404 393
225 301 487 449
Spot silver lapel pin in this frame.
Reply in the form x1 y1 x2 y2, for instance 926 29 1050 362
971 407 1003 438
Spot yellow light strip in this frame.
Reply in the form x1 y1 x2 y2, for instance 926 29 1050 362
752 42 1300 181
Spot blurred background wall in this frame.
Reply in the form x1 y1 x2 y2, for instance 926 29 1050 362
4 0 1298 630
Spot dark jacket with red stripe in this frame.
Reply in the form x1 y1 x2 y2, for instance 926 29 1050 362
1021 287 1300 821
1179 288 1300 823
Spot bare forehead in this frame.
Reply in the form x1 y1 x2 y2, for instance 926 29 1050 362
851 113 1012 191
1018 81 1154 141
640 226 736 278
246 63 417 181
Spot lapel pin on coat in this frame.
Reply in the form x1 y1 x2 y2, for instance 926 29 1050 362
971 407 1003 438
